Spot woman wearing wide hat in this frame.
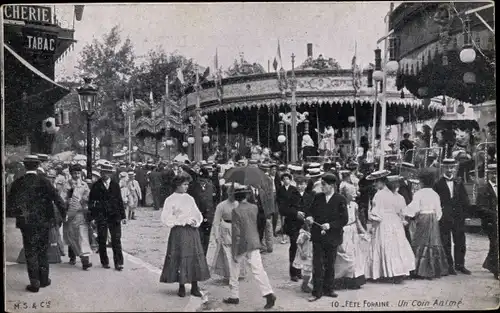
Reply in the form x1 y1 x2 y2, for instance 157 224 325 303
160 172 210 297
365 170 415 283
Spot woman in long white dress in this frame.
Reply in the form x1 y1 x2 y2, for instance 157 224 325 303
206 183 247 281
334 183 368 289
403 169 449 279
365 170 415 283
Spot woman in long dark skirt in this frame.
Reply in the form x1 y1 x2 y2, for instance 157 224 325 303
160 173 211 297
403 169 449 279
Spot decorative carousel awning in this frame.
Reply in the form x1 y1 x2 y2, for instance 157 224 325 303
181 69 443 115
398 28 494 77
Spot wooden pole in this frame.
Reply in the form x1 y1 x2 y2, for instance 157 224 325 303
256 108 260 146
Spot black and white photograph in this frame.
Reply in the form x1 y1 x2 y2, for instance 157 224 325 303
2 2 498 312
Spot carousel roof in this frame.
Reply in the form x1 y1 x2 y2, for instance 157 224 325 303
225 55 266 77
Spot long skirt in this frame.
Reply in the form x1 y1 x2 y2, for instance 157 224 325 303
410 213 449 278
17 226 62 264
160 226 211 284
366 214 415 280
334 223 367 289
63 213 92 257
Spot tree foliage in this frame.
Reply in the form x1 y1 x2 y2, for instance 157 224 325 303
75 25 135 135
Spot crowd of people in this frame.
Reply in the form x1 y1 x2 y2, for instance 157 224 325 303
5 148 498 309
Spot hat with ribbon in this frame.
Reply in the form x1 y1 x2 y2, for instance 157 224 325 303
97 163 115 173
259 163 271 170
119 171 128 178
306 168 324 178
36 154 49 162
387 175 402 182
366 169 391 181
442 158 458 166
233 182 249 194
23 155 40 164
128 171 136 176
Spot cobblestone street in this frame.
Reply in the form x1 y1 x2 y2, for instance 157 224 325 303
5 207 499 312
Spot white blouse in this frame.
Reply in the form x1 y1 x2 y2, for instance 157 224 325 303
403 188 443 221
161 192 203 228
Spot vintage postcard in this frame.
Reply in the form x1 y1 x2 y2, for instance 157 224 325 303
3 2 498 312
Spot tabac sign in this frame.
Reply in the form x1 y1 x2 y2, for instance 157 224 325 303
3 5 54 25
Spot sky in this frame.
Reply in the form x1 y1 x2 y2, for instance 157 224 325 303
54 2 398 81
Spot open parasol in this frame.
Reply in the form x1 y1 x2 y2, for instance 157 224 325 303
223 166 275 216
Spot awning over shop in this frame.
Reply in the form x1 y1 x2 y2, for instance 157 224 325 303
4 43 70 106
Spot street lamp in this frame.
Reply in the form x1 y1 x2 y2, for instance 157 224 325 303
166 138 174 160
460 15 476 64
77 76 98 177
121 95 135 163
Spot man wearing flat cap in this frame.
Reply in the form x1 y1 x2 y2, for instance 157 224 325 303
433 159 471 275
7 155 67 292
301 173 348 301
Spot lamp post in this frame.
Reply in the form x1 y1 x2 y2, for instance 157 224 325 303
121 96 135 164
193 65 203 162
189 111 208 161
375 3 398 170
277 120 287 162
277 54 299 163
77 76 98 177
165 138 174 161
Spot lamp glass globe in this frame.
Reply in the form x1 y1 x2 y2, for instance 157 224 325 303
188 137 195 144
459 48 476 63
373 70 384 82
203 136 210 143
278 135 286 143
386 60 399 73
166 139 174 146
231 121 238 129
397 116 404 124
348 116 356 123
182 142 188 147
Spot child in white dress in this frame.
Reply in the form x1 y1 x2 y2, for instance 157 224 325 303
292 223 313 293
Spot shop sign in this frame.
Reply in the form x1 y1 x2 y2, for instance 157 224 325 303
23 29 57 53
3 5 54 25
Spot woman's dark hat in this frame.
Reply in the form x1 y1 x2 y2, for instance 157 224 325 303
69 164 83 172
366 169 391 181
280 172 292 180
321 173 338 185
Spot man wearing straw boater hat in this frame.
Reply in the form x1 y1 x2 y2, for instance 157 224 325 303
89 162 127 271
476 163 498 279
433 158 471 275
301 173 348 301
223 184 276 309
7 155 66 292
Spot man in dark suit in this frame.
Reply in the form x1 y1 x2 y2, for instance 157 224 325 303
149 165 164 210
400 133 414 162
89 163 127 271
301 173 348 301
135 163 148 207
192 168 216 255
7 155 66 292
433 159 471 275
476 164 498 279
276 172 302 281
398 162 415 243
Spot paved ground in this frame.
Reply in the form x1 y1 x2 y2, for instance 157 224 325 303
5 207 500 312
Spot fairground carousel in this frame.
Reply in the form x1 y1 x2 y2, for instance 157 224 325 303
181 44 446 164
389 2 496 219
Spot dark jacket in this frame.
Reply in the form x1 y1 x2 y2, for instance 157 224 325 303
277 184 302 236
433 177 470 222
89 178 126 222
135 167 148 189
192 177 216 227
149 170 163 191
304 192 348 246
476 181 497 227
7 172 66 229
232 201 261 256
398 180 413 205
